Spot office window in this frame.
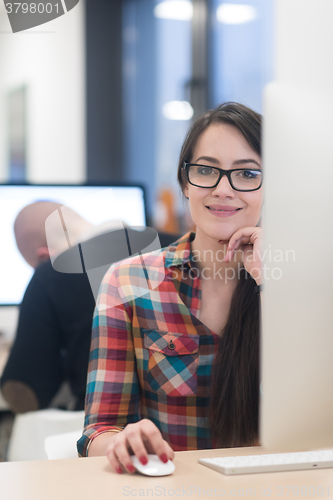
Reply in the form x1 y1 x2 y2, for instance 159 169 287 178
210 0 274 112
123 0 192 225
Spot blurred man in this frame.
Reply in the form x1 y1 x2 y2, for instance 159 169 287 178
1 202 179 413
13 201 94 268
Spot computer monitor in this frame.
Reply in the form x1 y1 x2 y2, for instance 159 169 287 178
0 183 146 307
260 81 333 451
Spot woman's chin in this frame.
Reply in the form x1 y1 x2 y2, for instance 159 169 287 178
195 226 233 244
209 233 231 245
211 230 233 244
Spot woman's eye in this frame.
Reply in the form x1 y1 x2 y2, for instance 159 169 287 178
237 169 259 179
197 166 215 176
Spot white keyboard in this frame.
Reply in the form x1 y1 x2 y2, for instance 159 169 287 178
198 450 333 475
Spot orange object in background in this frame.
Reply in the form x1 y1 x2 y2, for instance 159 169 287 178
154 188 180 234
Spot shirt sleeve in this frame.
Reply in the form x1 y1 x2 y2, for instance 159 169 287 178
77 264 140 457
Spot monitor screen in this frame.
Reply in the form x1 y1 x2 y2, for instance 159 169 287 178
0 184 146 306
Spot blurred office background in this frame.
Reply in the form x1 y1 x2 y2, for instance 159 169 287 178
0 0 274 231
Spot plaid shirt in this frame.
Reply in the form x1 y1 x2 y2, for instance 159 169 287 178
77 232 219 457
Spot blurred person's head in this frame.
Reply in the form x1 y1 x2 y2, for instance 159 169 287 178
14 201 93 268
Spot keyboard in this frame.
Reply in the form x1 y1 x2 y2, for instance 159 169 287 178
198 450 333 475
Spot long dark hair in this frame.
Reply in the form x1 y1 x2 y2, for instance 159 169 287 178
177 102 261 447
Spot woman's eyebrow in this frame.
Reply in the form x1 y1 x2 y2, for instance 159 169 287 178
233 159 261 167
195 156 261 168
195 156 219 164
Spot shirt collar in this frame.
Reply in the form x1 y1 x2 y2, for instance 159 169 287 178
164 232 196 269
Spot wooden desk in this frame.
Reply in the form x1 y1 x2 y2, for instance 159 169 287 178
0 448 331 500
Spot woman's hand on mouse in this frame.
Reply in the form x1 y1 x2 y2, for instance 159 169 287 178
224 227 263 285
106 419 174 474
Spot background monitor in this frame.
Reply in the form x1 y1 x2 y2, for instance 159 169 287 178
0 183 146 307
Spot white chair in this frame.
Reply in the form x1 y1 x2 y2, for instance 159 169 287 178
7 409 84 461
44 429 83 459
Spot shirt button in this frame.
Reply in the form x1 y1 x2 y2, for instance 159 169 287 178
168 341 176 350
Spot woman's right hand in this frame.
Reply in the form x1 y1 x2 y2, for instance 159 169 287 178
106 419 175 474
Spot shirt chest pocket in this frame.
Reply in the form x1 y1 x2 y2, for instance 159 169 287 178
143 329 199 397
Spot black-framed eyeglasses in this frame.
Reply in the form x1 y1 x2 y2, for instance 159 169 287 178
182 162 263 192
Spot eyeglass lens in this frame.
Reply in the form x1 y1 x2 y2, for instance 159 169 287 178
188 165 262 190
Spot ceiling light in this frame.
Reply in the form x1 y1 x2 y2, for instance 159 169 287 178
154 1 193 21
216 4 257 24
162 101 194 120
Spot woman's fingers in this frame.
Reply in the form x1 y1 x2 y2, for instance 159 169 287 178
225 237 251 262
225 228 261 262
106 420 174 474
230 231 258 251
140 420 174 463
124 422 152 466
227 227 253 247
166 442 175 461
143 437 174 460
224 227 263 284
107 433 135 474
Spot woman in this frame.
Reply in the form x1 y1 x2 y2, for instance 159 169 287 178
77 102 263 474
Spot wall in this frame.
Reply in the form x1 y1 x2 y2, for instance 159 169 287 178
0 1 86 183
276 0 333 91
0 2 86 337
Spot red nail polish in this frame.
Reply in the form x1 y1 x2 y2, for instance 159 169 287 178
127 464 136 473
116 466 123 474
140 456 148 465
160 454 168 464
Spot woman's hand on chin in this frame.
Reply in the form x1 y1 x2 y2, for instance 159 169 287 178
224 227 263 285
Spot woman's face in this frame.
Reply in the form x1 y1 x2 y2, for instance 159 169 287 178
184 123 263 243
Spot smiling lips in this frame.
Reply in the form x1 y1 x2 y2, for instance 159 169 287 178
207 204 242 217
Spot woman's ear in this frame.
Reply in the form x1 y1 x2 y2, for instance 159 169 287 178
184 185 189 200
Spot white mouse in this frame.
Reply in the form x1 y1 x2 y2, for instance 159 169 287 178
131 454 175 476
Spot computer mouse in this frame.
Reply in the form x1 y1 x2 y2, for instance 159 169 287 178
131 454 175 476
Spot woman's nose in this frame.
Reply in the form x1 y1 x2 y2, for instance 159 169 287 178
211 173 235 197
